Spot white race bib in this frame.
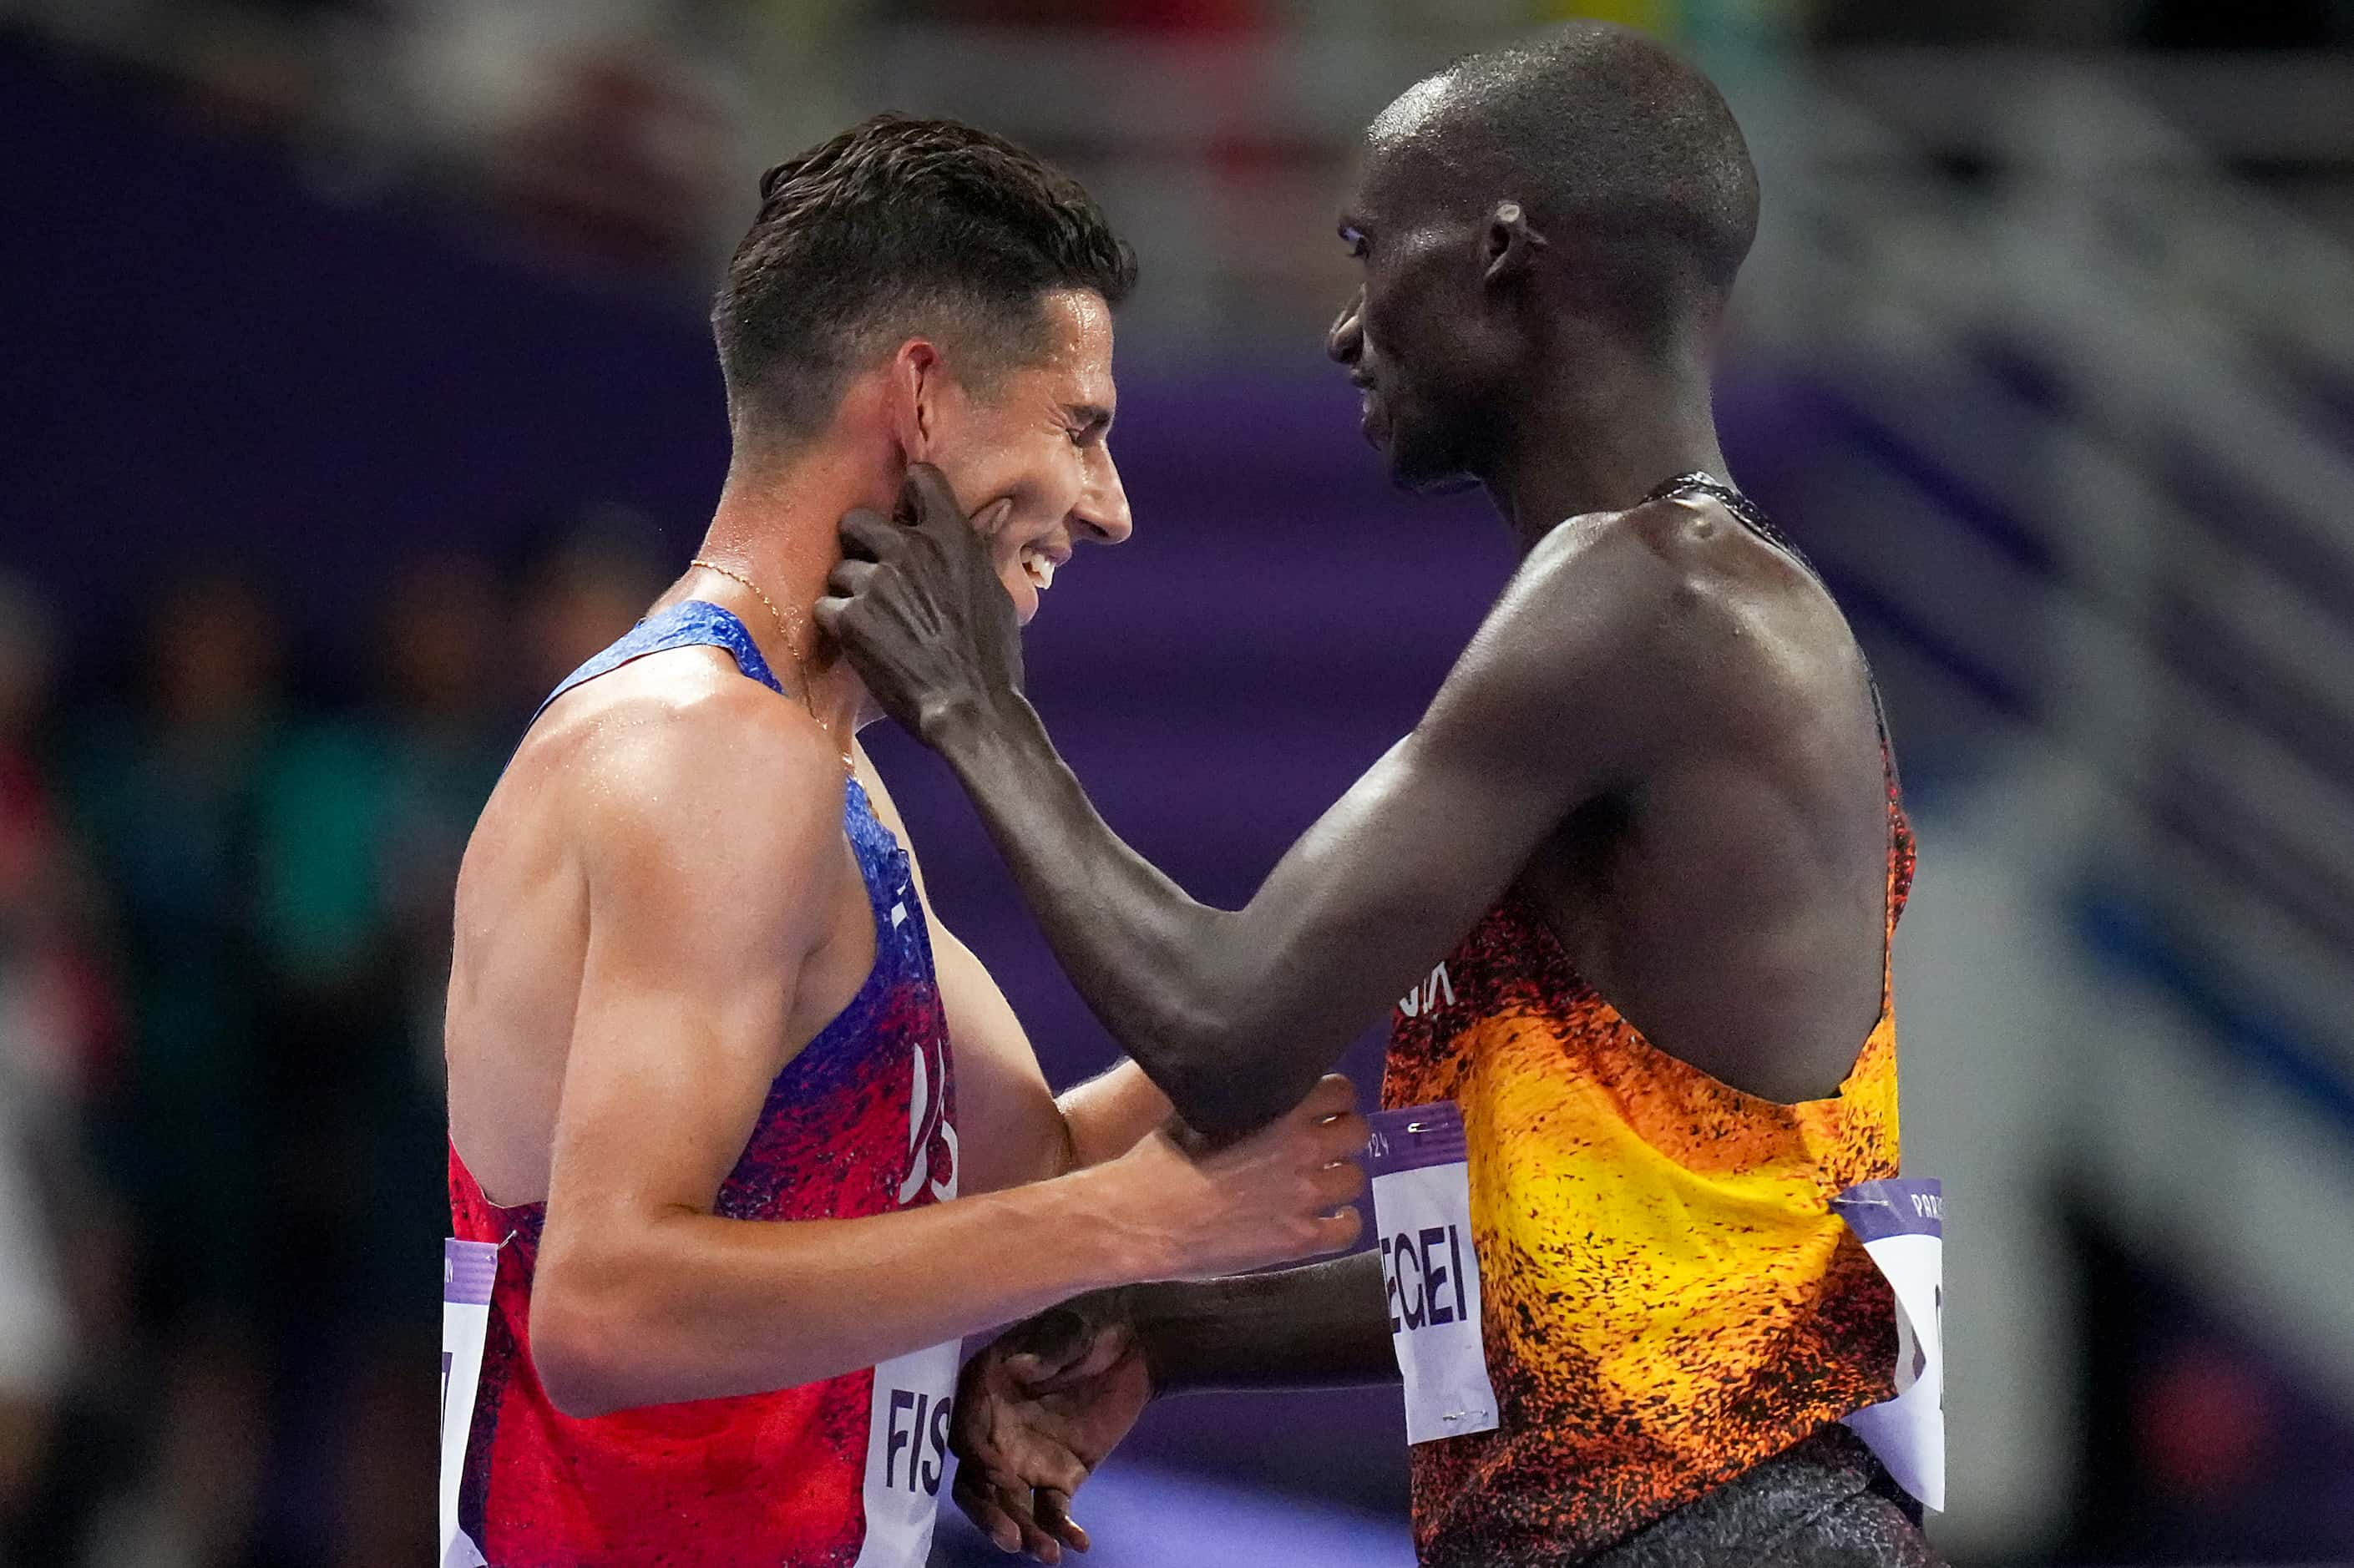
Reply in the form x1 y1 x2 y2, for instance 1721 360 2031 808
1364 1102 1501 1445
1832 1177 1945 1510
853 1072 960 1568
439 1240 497 1568
850 1339 960 1566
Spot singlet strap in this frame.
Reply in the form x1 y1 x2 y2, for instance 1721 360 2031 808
519 595 905 874
518 595 891 837
529 599 784 729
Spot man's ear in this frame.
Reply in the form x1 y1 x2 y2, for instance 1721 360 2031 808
886 338 948 463
1482 201 1548 288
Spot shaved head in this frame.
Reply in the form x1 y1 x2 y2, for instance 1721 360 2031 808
1329 23 1761 495
1364 22 1759 330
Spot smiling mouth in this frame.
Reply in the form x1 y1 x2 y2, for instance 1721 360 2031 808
1019 542 1066 593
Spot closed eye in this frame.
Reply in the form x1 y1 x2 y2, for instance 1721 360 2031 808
1066 403 1113 448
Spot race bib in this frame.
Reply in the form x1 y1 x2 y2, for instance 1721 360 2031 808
1365 1102 1500 1445
439 1240 497 1568
1832 1177 1945 1510
851 1339 960 1566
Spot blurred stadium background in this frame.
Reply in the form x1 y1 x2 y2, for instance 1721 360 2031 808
2 1 2352 1564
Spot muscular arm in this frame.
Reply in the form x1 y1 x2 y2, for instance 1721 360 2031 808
529 700 1361 1418
824 469 1710 1133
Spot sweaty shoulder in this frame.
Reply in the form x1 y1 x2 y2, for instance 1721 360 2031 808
521 648 850 895
1514 493 1795 601
1511 494 1844 677
1425 493 1853 792
1448 495 1749 697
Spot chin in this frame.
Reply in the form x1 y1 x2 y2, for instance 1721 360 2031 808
1378 414 1481 495
1000 569 1040 627
1386 443 1481 495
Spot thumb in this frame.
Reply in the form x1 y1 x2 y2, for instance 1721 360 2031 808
899 461 969 543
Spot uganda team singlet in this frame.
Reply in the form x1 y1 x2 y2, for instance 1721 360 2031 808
1382 481 1919 1566
446 602 961 1567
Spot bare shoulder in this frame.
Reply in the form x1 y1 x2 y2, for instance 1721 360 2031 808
1429 492 1851 774
1512 493 1788 600
1455 496 1731 683
1505 494 1844 667
519 648 849 883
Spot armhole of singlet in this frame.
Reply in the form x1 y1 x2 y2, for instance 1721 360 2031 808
757 778 921 1095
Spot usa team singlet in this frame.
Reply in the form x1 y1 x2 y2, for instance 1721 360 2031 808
447 602 962 1567
1382 479 1920 1566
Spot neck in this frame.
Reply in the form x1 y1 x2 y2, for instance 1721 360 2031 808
681 442 900 740
1482 333 1729 554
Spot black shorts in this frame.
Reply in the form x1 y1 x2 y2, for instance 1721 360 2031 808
1572 1427 1944 1568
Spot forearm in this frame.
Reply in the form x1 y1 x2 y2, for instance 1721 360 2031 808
537 1164 1161 1416
1127 1250 1396 1395
932 698 1349 1132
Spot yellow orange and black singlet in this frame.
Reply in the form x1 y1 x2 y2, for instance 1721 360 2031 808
1382 475 1921 1566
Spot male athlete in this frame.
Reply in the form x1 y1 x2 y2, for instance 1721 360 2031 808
820 27 1937 1568
440 116 1367 1568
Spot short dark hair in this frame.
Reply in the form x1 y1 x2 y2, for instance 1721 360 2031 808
712 114 1137 451
1395 24 1759 334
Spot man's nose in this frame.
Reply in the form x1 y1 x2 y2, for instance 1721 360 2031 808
1071 445 1133 545
1327 287 1364 365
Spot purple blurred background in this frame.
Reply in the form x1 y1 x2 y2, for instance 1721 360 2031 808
3 4 2354 1566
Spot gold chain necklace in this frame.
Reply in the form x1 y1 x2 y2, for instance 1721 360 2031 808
689 558 856 778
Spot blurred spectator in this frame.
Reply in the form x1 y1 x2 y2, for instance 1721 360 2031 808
0 573 109 1565
371 0 743 276
244 553 506 1568
512 507 672 702
65 568 284 1568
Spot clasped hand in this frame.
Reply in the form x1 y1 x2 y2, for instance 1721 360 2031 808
949 1291 1150 1563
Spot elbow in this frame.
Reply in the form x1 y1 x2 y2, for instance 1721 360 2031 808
1144 1016 1315 1141
1159 1064 1265 1140
530 1263 650 1419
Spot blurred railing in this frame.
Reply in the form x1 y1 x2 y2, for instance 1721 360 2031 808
1730 53 2354 1518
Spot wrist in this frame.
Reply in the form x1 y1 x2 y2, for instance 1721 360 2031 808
925 686 1041 770
1056 1159 1182 1290
1119 1278 1210 1398
917 684 1027 753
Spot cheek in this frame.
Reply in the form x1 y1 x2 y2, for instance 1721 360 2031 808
995 448 1087 537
